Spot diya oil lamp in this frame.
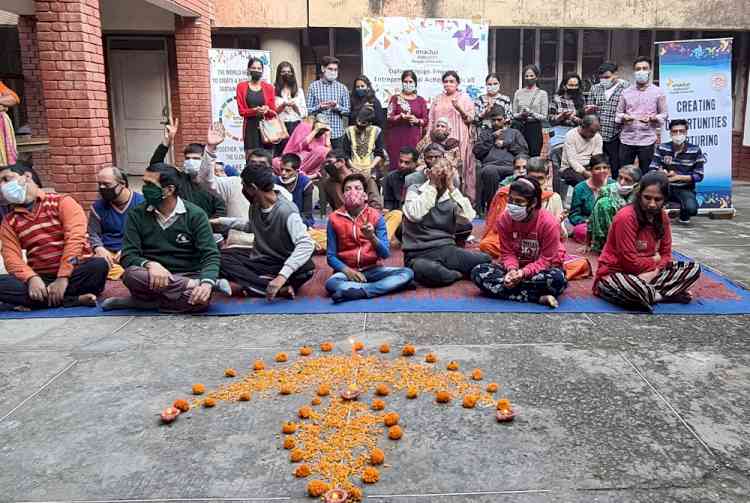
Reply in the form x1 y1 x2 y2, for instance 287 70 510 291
339 382 361 401
496 398 517 422
160 406 181 424
324 488 349 503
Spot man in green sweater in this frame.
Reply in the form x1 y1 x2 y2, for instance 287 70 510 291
102 163 221 313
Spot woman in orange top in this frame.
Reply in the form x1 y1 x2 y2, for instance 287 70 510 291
236 57 276 154
0 81 20 165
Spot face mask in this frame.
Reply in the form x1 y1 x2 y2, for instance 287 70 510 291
281 73 292 82
617 183 634 196
507 203 528 221
324 70 338 81
355 89 367 97
600 78 615 89
280 174 298 185
402 82 416 93
634 70 650 84
142 183 165 207
99 185 121 203
567 87 580 94
1 179 27 205
592 171 609 184
356 123 368 131
343 189 367 211
486 84 500 94
524 78 537 87
249 70 262 81
671 134 687 145
247 161 268 170
183 159 201 177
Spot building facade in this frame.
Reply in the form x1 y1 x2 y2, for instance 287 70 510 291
0 0 748 206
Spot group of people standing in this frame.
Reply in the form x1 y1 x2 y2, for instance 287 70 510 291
0 54 704 315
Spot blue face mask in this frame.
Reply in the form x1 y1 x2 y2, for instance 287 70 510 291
1 179 28 205
355 89 367 97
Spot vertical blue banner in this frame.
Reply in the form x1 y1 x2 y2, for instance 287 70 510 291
658 38 733 210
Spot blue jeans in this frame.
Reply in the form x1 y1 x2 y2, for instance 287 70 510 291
325 266 414 301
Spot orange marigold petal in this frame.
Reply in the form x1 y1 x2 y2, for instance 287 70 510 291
203 397 216 408
224 368 237 378
371 399 385 411
471 368 483 380
191 384 205 395
299 346 313 356
253 360 265 371
320 342 334 352
282 421 298 434
362 466 380 484
375 384 390 396
173 399 190 412
294 464 311 478
274 352 288 363
298 406 313 419
238 392 251 402
436 390 451 403
425 353 438 363
307 480 330 497
486 382 499 393
402 344 416 356
370 447 385 465
388 425 403 440
383 411 400 426
379 343 391 353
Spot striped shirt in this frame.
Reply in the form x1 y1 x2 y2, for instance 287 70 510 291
615 83 668 146
306 78 350 139
649 141 706 186
586 80 628 142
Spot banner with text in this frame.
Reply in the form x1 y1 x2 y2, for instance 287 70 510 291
361 17 489 105
658 38 733 211
209 48 272 167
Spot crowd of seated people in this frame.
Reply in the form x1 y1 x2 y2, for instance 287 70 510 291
0 55 709 313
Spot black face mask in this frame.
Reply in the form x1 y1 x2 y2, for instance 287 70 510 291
281 74 292 82
249 71 262 81
247 161 268 170
99 185 121 203
524 78 537 86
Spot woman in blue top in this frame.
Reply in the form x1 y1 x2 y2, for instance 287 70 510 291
566 154 613 243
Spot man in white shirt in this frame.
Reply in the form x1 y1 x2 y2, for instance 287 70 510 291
560 114 604 187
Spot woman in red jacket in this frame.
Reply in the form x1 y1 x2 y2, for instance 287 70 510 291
236 57 276 154
594 171 701 312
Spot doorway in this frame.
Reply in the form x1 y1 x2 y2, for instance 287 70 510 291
107 37 171 175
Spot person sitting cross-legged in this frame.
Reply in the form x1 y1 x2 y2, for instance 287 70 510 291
566 153 613 243
89 166 144 280
499 154 530 188
102 163 220 313
402 157 491 287
325 173 414 303
0 163 108 310
216 152 316 300
588 164 642 253
472 176 567 308
594 171 701 312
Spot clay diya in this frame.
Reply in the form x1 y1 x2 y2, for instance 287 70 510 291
324 488 349 503
160 406 180 424
339 383 361 400
496 399 517 422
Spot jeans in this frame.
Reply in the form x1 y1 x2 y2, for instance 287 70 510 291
603 136 622 178
0 257 108 308
669 185 699 221
325 266 414 301
620 142 655 173
471 263 567 303
405 245 492 287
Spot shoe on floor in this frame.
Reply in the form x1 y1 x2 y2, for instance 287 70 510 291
331 288 368 304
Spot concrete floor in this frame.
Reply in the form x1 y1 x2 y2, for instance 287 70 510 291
1 184 749 502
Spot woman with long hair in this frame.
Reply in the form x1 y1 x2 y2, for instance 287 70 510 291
272 115 331 179
349 75 385 129
385 70 427 172
273 61 307 155
594 171 701 311
474 72 512 130
549 72 584 147
512 65 548 157
236 57 276 153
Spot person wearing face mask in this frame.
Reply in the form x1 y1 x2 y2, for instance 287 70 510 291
474 73 512 130
102 163 220 313
549 73 585 148
0 164 109 311
567 154 613 243
349 75 386 130
594 172 701 312
273 62 307 156
325 173 414 303
236 56 277 154
473 104 529 214
150 116 227 219
343 108 385 178
560 114 604 189
214 154 316 300
275 153 314 228
427 71 477 202
512 65 549 157
616 56 667 172
402 158 491 287
88 167 144 280
586 62 629 178
480 157 566 260
307 56 350 150
649 119 705 225
386 70 428 173
471 176 567 308
588 164 642 253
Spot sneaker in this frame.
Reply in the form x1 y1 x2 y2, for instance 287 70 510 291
677 218 691 226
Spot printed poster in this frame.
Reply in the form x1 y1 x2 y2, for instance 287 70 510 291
209 48 272 167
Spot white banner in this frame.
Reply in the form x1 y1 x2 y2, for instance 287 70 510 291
744 65 750 147
209 48 272 168
361 17 489 104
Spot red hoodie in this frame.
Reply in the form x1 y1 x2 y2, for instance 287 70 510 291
496 208 565 279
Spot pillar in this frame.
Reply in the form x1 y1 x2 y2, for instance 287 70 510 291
259 30 302 80
34 0 112 207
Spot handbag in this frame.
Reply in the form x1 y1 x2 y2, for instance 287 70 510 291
259 116 289 144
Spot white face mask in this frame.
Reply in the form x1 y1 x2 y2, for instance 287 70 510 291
506 203 528 221
183 159 201 176
634 70 650 84
402 82 416 93
486 84 500 94
324 69 338 82
1 178 27 205
280 174 298 185
671 134 687 145
617 183 634 196
600 78 615 89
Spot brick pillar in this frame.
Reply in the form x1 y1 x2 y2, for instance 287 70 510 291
17 15 50 182
34 0 112 207
173 14 212 165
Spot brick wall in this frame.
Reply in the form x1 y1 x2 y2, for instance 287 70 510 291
34 0 112 207
733 131 750 181
17 15 50 183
